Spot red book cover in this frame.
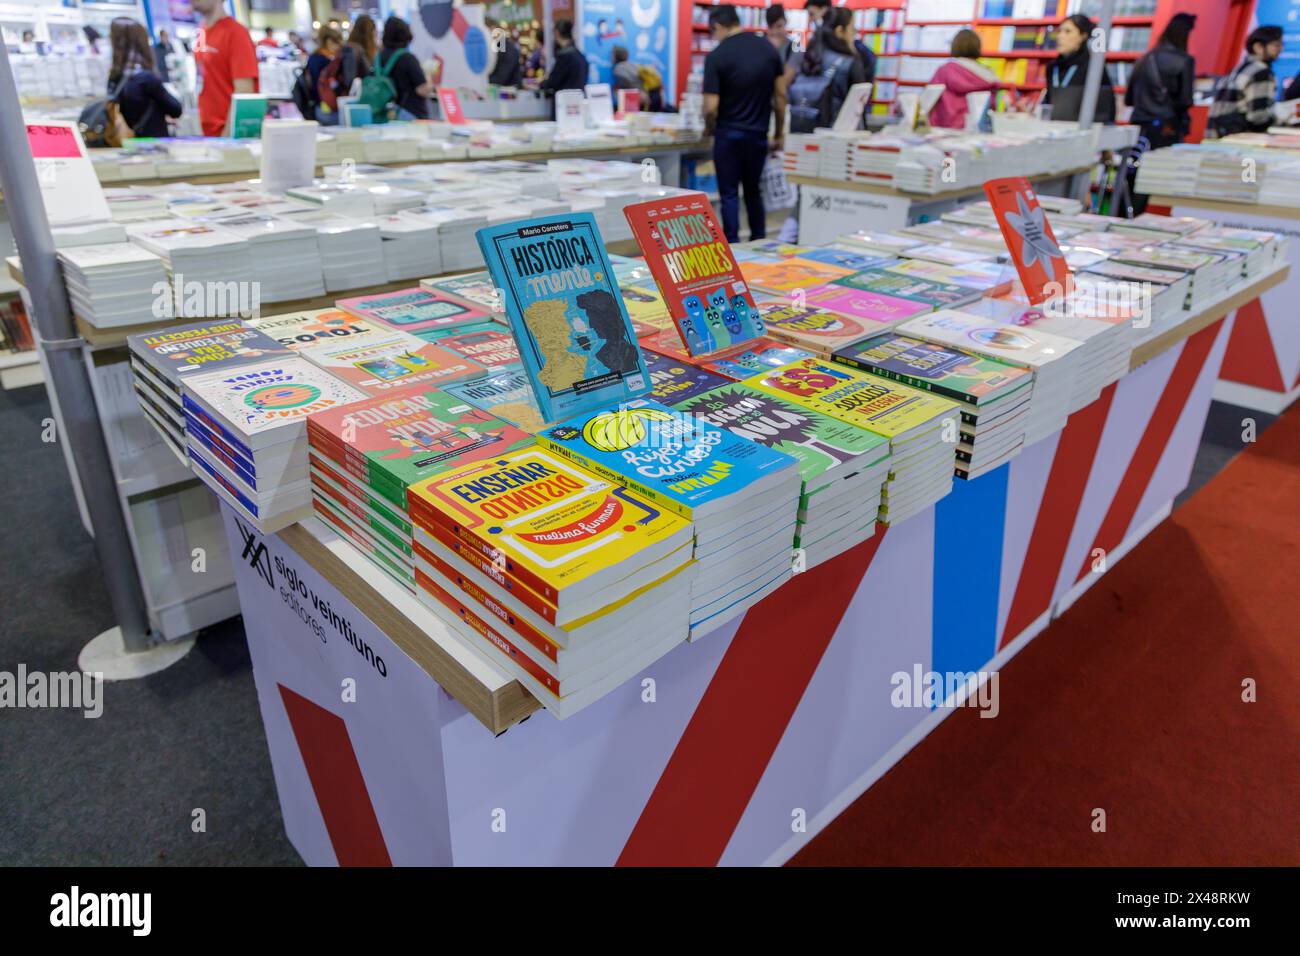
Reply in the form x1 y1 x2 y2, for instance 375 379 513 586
983 177 1072 306
622 191 766 356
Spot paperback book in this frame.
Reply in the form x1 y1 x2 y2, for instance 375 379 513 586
476 213 652 423
623 192 766 355
444 369 547 433
336 287 490 335
419 322 521 372
299 327 486 395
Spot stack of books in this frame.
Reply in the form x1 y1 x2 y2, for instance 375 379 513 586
899 310 1084 446
745 357 959 525
398 204 490 273
306 384 533 589
57 243 169 328
126 220 253 293
837 230 923 256
277 209 386 292
674 382 892 568
206 213 326 303
373 213 443 281
1173 226 1279 280
536 399 803 639
1078 260 1189 331
759 302 882 358
127 320 292 462
641 349 731 406
642 330 813 381
408 446 697 718
181 356 366 531
420 271 502 317
1110 246 1239 311
834 334 1033 479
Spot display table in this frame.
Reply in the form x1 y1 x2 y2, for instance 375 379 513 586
787 166 1093 243
221 265 1286 866
1149 194 1300 414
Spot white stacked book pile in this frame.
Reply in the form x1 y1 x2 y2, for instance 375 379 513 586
126 219 255 293
52 222 128 248
204 213 326 303
103 188 169 222
180 356 366 532
373 214 442 281
277 208 386 292
1194 150 1263 204
1110 213 1209 243
58 243 169 329
398 203 490 273
900 310 1085 445
1080 259 1190 334
837 230 924 256
285 181 377 218
1133 144 1205 198
1171 227 1279 281
1110 246 1240 311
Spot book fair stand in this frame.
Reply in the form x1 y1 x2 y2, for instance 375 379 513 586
0 11 1293 865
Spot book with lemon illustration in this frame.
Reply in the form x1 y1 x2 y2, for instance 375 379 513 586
406 446 694 618
535 398 803 638
476 213 652 424
536 398 800 523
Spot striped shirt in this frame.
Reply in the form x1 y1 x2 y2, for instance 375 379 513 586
1209 56 1277 135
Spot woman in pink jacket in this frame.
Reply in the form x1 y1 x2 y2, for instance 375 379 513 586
929 30 999 129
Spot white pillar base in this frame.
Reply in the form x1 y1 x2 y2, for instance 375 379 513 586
78 627 195 681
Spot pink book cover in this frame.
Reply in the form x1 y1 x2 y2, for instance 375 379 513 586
803 285 930 327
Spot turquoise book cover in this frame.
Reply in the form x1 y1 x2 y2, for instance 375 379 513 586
535 397 797 521
476 214 651 425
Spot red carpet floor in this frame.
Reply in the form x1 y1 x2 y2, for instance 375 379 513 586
790 403 1300 866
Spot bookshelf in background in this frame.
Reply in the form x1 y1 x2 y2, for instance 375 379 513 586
679 0 906 117
896 0 1210 113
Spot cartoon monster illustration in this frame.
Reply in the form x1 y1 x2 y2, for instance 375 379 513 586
681 295 711 353
577 289 639 374
522 299 588 392
700 295 724 338
709 287 740 337
731 294 760 334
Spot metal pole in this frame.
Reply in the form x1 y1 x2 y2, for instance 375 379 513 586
543 0 555 77
1077 0 1116 132
0 42 153 651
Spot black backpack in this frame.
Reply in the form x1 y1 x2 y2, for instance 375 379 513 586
788 50 852 133
290 65 315 118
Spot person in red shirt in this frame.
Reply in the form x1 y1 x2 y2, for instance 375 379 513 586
191 0 259 136
257 28 280 50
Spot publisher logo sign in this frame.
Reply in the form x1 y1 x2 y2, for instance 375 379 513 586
237 520 274 589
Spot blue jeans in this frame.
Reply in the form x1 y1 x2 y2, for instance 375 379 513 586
713 126 769 243
314 105 339 126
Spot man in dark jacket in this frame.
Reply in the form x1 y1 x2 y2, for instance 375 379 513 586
541 19 589 98
487 18 523 87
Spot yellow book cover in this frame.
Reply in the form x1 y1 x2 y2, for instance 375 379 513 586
745 357 957 441
619 283 674 330
407 446 691 601
740 257 855 293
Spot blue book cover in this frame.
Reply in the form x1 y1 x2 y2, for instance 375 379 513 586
535 397 798 521
476 214 651 425
643 349 731 407
796 247 899 272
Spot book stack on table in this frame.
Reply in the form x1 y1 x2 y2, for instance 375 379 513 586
126 320 292 464
834 334 1033 481
674 382 892 569
408 446 698 718
180 357 366 532
57 243 168 329
537 399 803 639
898 310 1085 446
745 357 959 526
305 384 533 590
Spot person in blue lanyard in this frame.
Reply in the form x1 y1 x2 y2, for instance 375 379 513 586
1044 13 1115 122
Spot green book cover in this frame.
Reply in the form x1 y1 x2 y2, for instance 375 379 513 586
674 382 889 502
306 382 533 497
834 333 1033 407
833 268 977 309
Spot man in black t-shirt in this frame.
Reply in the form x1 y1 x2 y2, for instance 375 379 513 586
703 4 787 242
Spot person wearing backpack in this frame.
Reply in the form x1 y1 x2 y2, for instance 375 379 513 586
367 16 432 121
703 4 787 243
313 27 370 125
788 8 865 134
1126 14 1196 149
106 18 181 139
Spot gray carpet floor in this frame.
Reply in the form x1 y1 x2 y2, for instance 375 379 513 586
0 378 1277 866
